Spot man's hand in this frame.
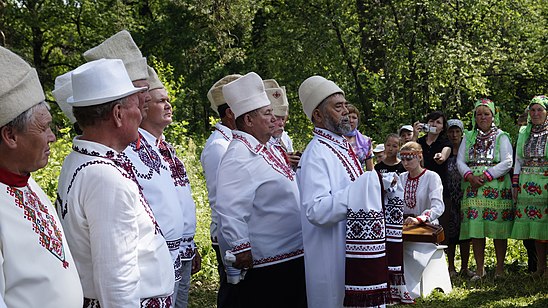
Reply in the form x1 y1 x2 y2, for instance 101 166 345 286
233 250 253 270
287 152 301 169
191 248 201 275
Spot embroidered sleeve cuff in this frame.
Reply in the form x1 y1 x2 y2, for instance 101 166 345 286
463 171 473 181
483 170 494 182
231 241 251 254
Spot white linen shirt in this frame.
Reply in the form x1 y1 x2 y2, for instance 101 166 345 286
268 131 294 153
57 138 174 307
297 127 375 308
216 130 303 268
125 128 197 263
200 122 232 244
0 177 83 308
399 170 445 223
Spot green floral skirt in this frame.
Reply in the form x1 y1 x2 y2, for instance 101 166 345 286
511 165 548 240
460 165 514 240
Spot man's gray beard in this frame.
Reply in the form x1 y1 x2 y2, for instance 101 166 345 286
325 116 351 135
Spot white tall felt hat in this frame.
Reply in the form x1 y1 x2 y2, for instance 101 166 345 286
83 30 148 82
222 72 270 118
0 46 45 127
266 86 289 117
67 59 147 107
263 79 279 89
299 75 344 120
207 74 242 115
52 70 76 123
147 66 164 91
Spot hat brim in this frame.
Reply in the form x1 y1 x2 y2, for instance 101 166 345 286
67 86 147 107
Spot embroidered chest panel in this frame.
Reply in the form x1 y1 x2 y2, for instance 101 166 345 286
403 176 420 210
318 139 362 181
8 186 69 269
524 129 548 162
157 141 190 187
128 135 167 180
468 132 497 164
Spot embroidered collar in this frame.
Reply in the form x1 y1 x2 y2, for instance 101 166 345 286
72 137 119 159
0 167 30 187
232 130 294 180
314 127 350 149
215 122 233 142
232 130 265 154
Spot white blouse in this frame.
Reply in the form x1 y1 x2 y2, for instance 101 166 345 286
399 170 445 223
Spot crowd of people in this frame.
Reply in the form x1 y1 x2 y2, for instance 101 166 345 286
0 29 546 308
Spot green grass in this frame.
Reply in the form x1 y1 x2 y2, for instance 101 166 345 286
35 131 547 308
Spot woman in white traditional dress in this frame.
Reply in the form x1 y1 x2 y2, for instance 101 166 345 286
399 141 445 299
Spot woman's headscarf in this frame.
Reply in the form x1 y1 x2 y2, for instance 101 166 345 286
517 95 548 158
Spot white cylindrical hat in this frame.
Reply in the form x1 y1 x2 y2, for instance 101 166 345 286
67 59 147 107
299 75 344 120
83 30 148 82
0 47 45 127
207 74 242 115
263 79 279 89
222 72 270 118
266 86 289 117
52 70 77 123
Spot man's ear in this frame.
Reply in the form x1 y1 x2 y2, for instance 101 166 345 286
0 126 18 149
312 108 323 125
226 108 235 119
243 113 254 127
112 104 123 128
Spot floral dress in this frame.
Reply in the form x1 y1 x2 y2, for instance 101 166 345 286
457 128 514 240
512 121 548 240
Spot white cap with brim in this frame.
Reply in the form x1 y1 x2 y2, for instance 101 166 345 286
83 30 148 82
373 144 385 153
207 74 242 115
0 46 45 127
299 75 344 120
266 86 289 117
399 125 413 135
52 70 76 123
222 72 270 118
68 59 147 107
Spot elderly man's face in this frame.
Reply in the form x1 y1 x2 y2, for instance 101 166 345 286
14 104 56 174
143 88 172 130
120 93 143 144
272 115 286 138
133 79 151 120
247 105 276 144
318 94 350 135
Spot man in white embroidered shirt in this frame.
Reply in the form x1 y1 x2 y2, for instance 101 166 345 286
57 59 174 307
0 46 83 308
216 72 306 307
201 74 240 308
297 76 389 308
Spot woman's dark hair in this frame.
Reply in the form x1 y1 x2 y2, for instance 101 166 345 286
424 110 448 135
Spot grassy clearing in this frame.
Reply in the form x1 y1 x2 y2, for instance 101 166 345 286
35 132 547 308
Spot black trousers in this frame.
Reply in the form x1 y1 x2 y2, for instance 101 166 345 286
234 256 307 308
213 245 238 308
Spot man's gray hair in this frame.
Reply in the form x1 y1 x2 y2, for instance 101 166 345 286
3 101 49 132
73 97 128 128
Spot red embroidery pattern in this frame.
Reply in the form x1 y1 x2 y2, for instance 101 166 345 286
8 186 69 269
129 133 167 180
315 128 363 181
233 132 295 180
72 146 163 235
157 139 190 187
253 249 304 266
215 126 231 142
232 242 251 253
403 169 427 209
